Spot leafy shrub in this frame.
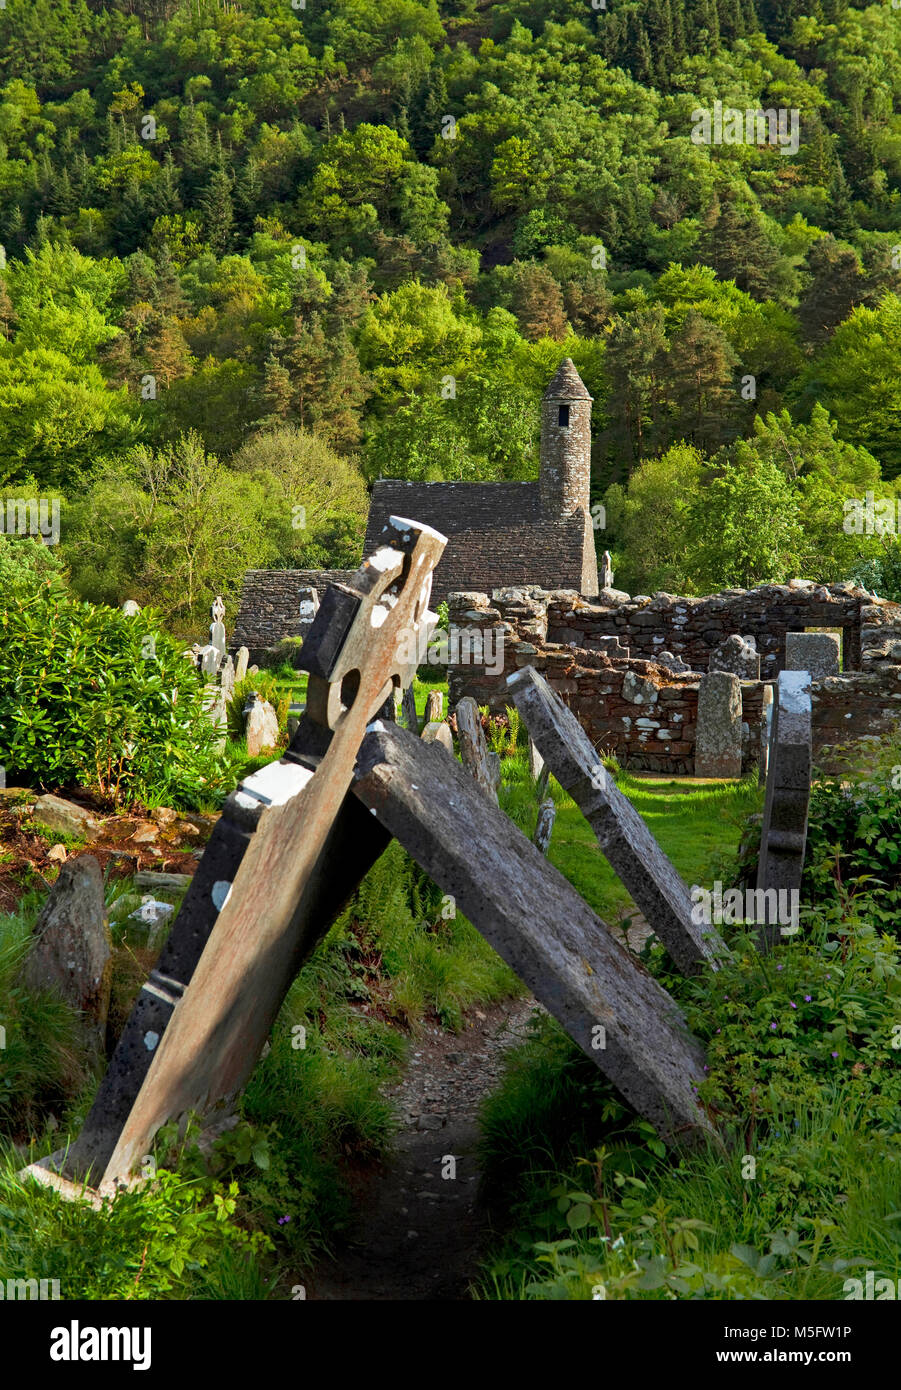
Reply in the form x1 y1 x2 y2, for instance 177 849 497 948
0 586 230 806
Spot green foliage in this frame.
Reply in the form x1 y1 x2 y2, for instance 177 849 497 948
0 585 230 806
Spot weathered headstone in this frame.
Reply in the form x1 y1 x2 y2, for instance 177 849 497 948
785 631 840 679
657 650 692 674
533 797 556 855
401 684 419 734
425 690 444 724
709 634 760 680
353 724 714 1149
527 735 545 781
121 599 141 617
20 856 111 1061
756 671 812 950
600 550 614 588
220 654 235 704
199 644 221 678
508 666 724 975
244 694 280 756
759 684 774 788
297 586 319 640
421 721 454 755
234 646 250 683
455 697 498 803
695 670 743 779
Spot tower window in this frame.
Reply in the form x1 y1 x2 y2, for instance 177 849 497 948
558 404 570 427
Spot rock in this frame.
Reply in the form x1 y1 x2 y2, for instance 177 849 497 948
131 822 159 844
46 844 67 863
20 856 111 1060
150 807 177 826
33 794 101 841
244 695 280 756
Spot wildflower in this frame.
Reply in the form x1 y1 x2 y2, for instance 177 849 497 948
277 1214 291 1226
770 1023 777 1031
790 1001 797 1009
804 995 812 1002
831 1051 839 1058
776 964 783 971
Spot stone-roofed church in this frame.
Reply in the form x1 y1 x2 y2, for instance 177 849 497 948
232 359 598 662
364 358 598 601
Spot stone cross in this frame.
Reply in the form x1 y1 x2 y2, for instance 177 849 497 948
695 670 743 779
508 666 725 975
756 670 812 950
38 517 446 1194
209 595 227 660
709 634 760 680
353 724 715 1150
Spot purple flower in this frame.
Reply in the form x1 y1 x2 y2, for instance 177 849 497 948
804 995 812 1002
831 1051 839 1058
770 1023 777 1031
278 1214 291 1226
703 1065 709 1072
790 1001 797 1009
777 964 783 972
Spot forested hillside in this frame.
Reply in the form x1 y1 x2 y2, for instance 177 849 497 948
4 0 901 624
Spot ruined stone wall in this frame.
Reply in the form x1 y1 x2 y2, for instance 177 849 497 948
446 586 901 775
540 583 896 678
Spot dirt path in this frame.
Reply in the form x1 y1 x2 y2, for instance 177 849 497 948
309 995 540 1301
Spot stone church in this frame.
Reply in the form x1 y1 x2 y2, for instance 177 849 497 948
232 359 599 661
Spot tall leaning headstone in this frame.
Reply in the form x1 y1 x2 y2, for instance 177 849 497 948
695 670 742 779
756 671 812 950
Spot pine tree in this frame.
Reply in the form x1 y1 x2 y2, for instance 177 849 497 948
699 194 785 300
200 164 234 256
666 311 738 448
825 165 857 239
510 263 568 341
798 236 866 347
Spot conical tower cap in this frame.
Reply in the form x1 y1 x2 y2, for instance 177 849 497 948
543 358 592 401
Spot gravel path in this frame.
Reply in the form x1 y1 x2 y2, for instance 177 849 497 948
309 994 541 1300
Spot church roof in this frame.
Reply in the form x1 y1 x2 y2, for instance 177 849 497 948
542 358 592 401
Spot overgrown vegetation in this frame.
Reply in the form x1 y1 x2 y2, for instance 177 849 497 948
476 742 901 1300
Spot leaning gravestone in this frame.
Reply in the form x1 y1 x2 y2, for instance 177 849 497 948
21 856 111 1062
508 667 724 975
709 634 760 680
353 724 714 1149
695 670 743 779
455 697 498 803
756 670 812 950
42 518 442 1193
234 646 250 683
401 684 419 734
785 631 840 679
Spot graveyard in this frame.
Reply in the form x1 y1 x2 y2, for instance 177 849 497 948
1 508 901 1310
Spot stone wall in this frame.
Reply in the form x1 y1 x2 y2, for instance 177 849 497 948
231 569 356 664
445 585 901 775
